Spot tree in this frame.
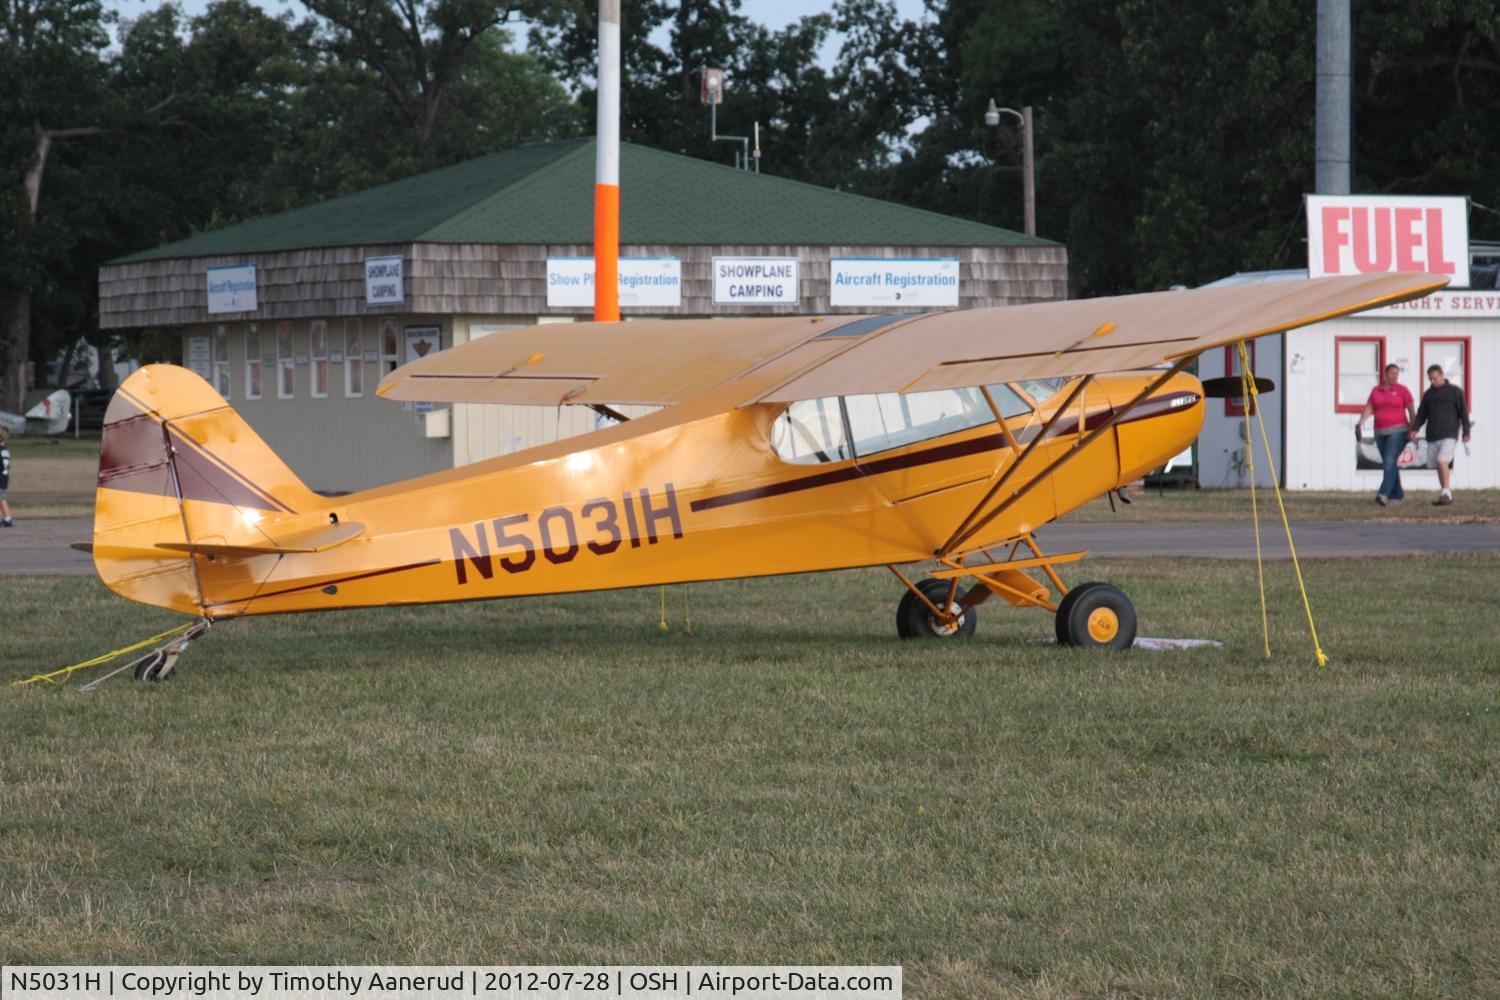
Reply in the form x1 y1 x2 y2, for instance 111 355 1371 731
299 0 578 189
1 0 116 410
528 0 914 188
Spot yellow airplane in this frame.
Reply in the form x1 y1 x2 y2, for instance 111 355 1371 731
89 272 1442 676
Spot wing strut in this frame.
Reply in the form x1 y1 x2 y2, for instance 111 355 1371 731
939 357 1194 557
938 375 1094 556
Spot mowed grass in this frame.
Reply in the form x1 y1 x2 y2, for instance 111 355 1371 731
4 435 100 518
3 558 1499 996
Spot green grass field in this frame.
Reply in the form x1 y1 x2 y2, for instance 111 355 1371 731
3 557 1498 997
4 435 101 518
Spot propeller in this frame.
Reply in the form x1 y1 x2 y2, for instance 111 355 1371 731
1200 375 1275 400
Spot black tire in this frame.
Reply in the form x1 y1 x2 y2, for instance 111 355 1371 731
897 578 978 640
1054 581 1108 646
133 650 164 681
1055 582 1137 650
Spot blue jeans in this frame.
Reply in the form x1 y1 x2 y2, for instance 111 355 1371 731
1377 429 1407 500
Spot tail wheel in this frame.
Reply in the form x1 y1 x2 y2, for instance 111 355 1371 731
897 578 977 640
1055 582 1137 649
133 648 181 682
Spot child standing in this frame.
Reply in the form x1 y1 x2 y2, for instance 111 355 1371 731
0 427 12 526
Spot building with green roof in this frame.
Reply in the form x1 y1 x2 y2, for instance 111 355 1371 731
99 139 1068 488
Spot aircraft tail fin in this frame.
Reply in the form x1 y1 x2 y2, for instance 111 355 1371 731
93 364 324 616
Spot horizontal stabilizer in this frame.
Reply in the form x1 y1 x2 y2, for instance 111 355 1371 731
155 521 365 556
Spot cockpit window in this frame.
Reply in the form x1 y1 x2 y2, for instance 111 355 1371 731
844 388 993 457
771 397 851 464
771 384 1044 466
985 383 1033 419
1017 378 1068 405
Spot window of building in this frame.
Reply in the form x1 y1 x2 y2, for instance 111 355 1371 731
380 318 400 376
772 397 850 464
1334 336 1384 413
1224 342 1255 417
310 320 329 398
277 322 295 399
344 319 364 398
1420 337 1470 405
244 324 263 400
212 324 231 400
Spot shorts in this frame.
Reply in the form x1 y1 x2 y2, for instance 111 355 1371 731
1427 438 1457 468
0 488 6 501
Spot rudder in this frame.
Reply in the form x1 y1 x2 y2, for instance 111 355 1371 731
94 365 323 616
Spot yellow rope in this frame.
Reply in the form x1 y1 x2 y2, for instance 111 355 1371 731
682 587 692 636
1238 341 1329 668
12 623 198 687
658 586 669 631
1238 346 1271 658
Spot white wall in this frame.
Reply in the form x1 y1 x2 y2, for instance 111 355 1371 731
449 315 657 468
1197 335 1284 488
1283 315 1495 491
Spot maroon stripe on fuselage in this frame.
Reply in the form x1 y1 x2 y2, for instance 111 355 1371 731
688 392 1199 513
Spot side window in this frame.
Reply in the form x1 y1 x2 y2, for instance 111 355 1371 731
1017 378 1067 405
212 325 231 400
843 387 996 457
772 397 851 464
1224 343 1255 417
1334 337 1383 413
344 320 364 398
985 383 1032 419
276 321 295 399
1421 338 1469 405
310 320 329 399
244 324 263 400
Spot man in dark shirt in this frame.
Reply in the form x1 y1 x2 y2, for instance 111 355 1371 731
1409 364 1473 505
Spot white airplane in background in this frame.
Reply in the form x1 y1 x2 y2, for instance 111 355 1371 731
0 389 73 436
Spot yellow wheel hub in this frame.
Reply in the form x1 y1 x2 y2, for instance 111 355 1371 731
1086 607 1119 643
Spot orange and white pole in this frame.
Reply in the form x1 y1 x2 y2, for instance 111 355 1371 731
593 0 621 322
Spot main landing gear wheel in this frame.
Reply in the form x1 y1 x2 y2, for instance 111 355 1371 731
1055 582 1137 650
897 578 977 640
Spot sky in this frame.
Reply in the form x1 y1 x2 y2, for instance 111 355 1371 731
103 0 931 66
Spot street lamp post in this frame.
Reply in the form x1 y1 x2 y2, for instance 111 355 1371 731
985 99 1034 237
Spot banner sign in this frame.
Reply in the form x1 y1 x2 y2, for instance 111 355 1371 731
365 256 405 306
829 258 960 307
187 336 211 380
546 257 682 308
1356 435 1436 471
1364 289 1500 318
712 257 799 305
404 326 440 365
206 264 257 314
1306 195 1469 287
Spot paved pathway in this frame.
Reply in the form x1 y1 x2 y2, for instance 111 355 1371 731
3 517 1498 577
1038 519 1500 559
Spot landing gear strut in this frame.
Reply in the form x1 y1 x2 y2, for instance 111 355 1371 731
890 533 1137 648
896 578 977 639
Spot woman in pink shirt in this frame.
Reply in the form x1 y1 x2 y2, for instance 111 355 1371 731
1355 363 1416 505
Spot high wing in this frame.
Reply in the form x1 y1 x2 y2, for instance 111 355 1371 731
377 271 1445 407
